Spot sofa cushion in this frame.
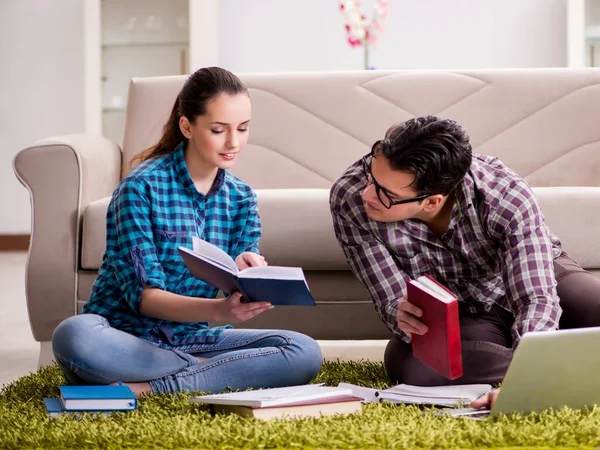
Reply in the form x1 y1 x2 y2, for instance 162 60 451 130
533 187 600 269
80 187 600 271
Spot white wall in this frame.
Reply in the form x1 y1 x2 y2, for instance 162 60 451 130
1 0 570 234
219 0 567 72
0 0 86 234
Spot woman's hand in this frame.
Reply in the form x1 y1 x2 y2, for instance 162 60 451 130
396 296 428 335
235 252 267 270
470 388 500 409
215 292 271 323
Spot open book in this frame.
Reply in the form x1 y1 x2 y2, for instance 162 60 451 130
178 237 316 306
376 383 492 407
407 275 462 380
338 382 492 408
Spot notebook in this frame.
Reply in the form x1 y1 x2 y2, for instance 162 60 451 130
407 274 462 380
179 237 316 306
59 385 137 410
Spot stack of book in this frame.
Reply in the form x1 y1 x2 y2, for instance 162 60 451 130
44 384 138 418
190 384 363 420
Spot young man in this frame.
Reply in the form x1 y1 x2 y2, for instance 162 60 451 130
330 116 600 396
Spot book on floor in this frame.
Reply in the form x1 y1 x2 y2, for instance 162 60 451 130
59 384 137 411
407 274 462 380
44 398 113 418
338 382 492 408
179 237 316 306
210 395 363 420
190 384 355 409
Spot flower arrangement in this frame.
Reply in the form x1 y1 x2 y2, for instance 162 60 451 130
340 0 390 69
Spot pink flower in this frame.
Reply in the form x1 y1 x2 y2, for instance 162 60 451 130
341 0 389 49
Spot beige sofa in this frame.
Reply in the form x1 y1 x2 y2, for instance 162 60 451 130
14 68 600 367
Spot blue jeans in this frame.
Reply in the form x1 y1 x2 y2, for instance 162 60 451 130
52 314 323 395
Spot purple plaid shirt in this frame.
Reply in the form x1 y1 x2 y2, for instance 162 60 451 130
330 153 563 345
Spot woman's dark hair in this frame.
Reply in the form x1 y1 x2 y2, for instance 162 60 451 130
374 115 472 196
133 66 248 165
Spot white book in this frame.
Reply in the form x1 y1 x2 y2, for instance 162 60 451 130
190 384 355 409
178 237 316 306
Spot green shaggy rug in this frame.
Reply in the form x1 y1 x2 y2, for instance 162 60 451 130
1 361 599 449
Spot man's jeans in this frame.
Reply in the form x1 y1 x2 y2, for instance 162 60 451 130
52 314 323 394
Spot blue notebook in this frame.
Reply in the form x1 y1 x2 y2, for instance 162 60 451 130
59 385 137 411
179 237 317 306
44 398 112 418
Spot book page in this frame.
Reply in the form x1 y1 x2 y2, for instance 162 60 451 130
192 237 238 274
411 279 452 303
378 393 462 407
382 383 491 400
239 266 305 280
416 276 455 302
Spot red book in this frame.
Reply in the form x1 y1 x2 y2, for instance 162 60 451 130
406 274 462 380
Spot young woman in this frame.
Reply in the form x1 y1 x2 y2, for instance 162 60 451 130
52 67 323 396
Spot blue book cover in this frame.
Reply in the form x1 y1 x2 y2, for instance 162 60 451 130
59 385 137 411
237 278 316 306
44 398 65 414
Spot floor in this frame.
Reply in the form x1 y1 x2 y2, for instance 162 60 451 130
0 251 39 388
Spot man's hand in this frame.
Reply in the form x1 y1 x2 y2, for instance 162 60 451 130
235 252 267 270
215 292 271 323
470 388 500 409
396 295 428 335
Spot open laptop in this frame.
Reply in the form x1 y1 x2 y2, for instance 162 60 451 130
447 326 600 418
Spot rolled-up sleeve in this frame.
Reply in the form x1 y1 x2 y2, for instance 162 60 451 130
106 177 166 312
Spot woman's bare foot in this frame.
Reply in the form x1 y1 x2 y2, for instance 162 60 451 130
110 381 152 398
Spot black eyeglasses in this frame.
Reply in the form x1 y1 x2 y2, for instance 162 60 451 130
362 153 431 209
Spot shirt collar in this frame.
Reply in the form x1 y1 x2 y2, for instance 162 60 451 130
452 170 475 220
173 141 226 197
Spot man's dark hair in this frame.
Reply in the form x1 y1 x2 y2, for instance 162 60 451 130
374 115 472 196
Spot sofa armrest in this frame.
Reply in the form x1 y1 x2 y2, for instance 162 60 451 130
13 134 121 342
255 189 349 270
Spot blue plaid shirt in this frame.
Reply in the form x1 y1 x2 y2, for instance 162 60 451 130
83 142 261 344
